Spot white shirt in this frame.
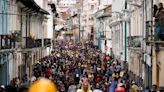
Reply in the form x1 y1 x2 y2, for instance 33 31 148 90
93 89 103 92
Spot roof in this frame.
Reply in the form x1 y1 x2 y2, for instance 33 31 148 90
95 5 112 14
18 0 49 15
95 5 112 19
97 13 112 19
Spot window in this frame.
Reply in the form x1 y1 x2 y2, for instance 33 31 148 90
91 5 94 10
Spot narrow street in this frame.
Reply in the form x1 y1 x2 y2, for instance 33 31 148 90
32 41 125 92
1 0 164 92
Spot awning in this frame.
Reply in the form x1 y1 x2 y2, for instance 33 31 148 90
18 0 49 15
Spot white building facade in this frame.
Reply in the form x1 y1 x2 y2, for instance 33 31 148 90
0 0 56 84
81 0 99 40
110 0 128 62
94 4 112 55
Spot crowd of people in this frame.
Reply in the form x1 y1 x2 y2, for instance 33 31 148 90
31 41 138 92
0 41 156 92
32 41 119 92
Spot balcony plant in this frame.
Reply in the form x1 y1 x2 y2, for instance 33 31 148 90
12 31 21 42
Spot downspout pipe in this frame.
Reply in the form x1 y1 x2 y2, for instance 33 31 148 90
150 0 153 87
124 0 127 62
142 0 147 88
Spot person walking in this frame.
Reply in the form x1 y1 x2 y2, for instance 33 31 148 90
115 86 125 92
67 80 77 92
108 79 117 92
93 83 103 92
131 81 139 92
77 78 92 92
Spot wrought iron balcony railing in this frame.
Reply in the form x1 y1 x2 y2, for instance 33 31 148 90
146 16 164 44
44 38 51 47
24 37 35 48
23 37 43 48
0 35 15 49
100 31 106 39
127 36 142 48
35 39 42 48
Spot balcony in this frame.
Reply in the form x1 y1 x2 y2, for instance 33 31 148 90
99 31 111 40
146 17 164 45
0 35 15 49
35 39 42 47
100 34 106 39
127 36 142 48
100 31 106 38
44 38 51 47
24 37 35 48
23 37 43 48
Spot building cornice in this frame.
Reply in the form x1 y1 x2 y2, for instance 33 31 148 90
17 0 49 15
109 19 123 27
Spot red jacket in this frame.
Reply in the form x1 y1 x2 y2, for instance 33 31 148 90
94 75 102 83
45 68 52 78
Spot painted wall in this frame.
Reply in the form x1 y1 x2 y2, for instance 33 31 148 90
46 5 54 56
130 8 142 36
152 0 164 87
0 54 9 85
0 0 9 85
0 0 8 34
34 0 54 56
99 0 112 6
111 0 125 60
155 50 164 86
112 0 125 13
128 4 143 83
81 0 99 39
